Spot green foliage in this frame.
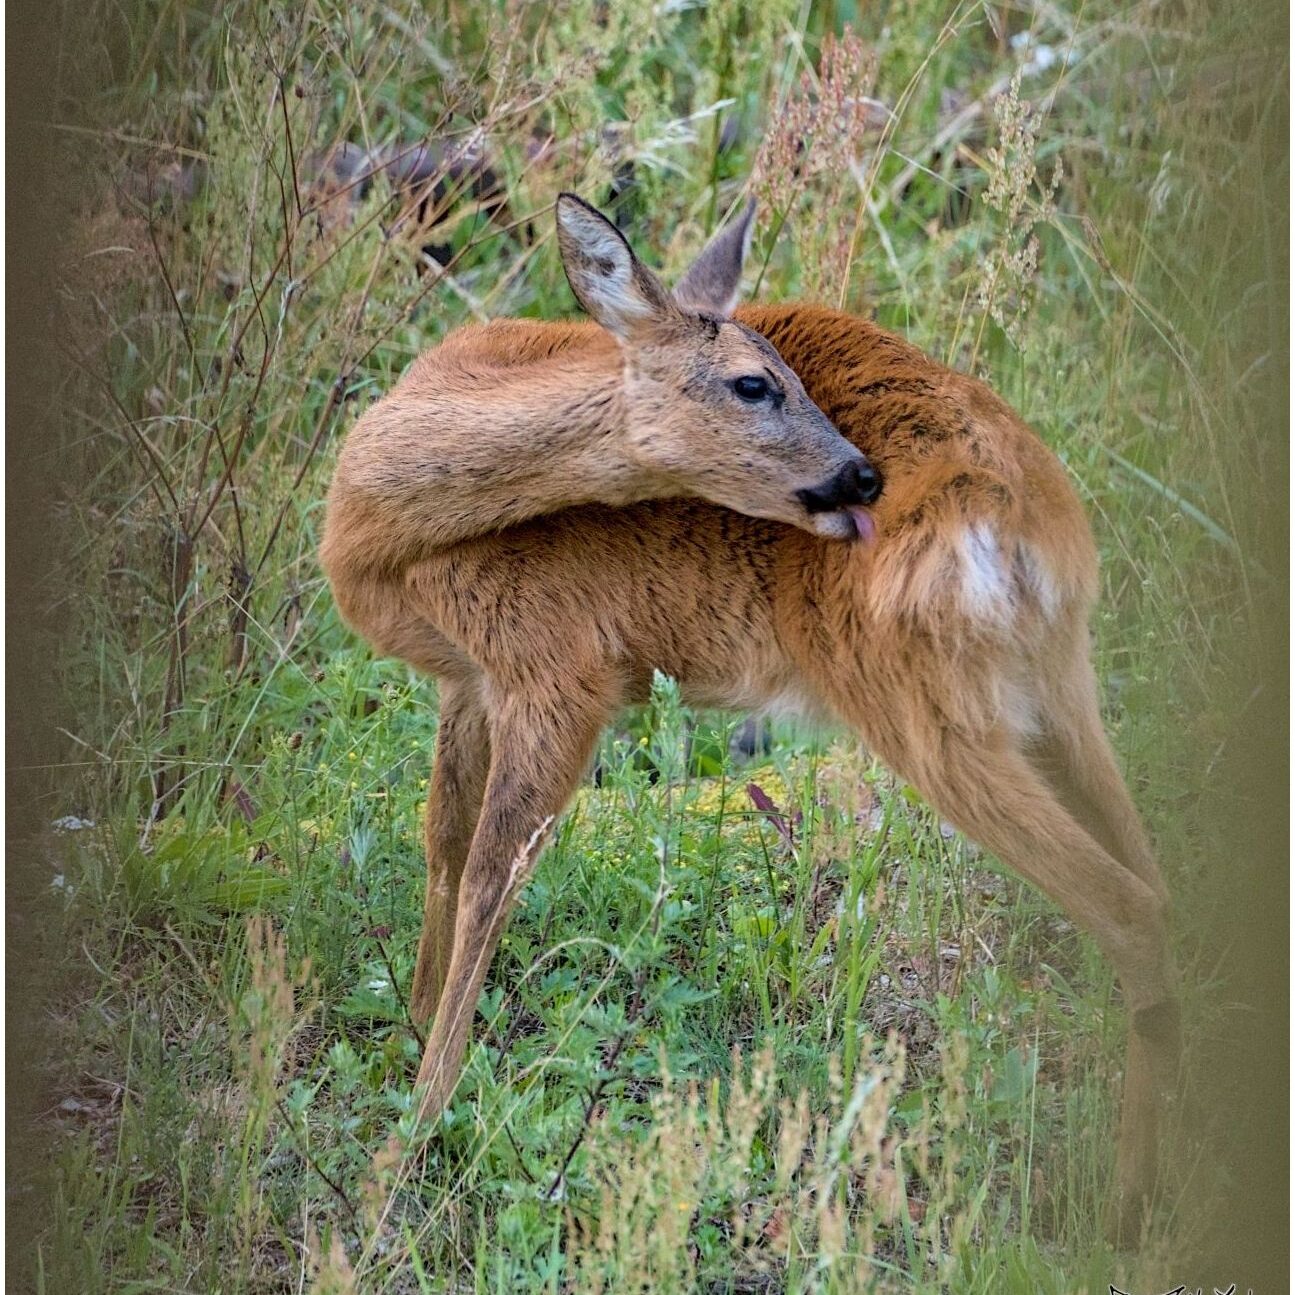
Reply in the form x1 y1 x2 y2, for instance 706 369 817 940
31 0 1282 1290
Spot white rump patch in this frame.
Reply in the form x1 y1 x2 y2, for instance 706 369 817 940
958 522 1011 624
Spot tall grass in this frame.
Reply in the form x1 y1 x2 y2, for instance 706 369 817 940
20 0 1284 1290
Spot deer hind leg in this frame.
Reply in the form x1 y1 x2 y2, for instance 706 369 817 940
414 674 618 1119
1030 666 1182 1242
859 712 1177 1241
1030 658 1169 905
410 675 492 1024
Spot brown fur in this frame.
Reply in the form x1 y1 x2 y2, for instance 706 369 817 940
321 301 1178 1241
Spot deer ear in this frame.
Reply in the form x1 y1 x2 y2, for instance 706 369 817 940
555 193 674 340
673 198 756 317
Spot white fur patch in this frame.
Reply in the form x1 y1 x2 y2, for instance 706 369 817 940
958 523 1011 624
583 248 653 323
704 670 824 725
757 683 822 724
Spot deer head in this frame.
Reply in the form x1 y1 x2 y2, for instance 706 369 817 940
555 193 881 541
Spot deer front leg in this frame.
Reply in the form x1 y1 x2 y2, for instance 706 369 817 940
414 676 616 1120
410 675 492 1025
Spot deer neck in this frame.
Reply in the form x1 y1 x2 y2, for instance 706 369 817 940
509 354 646 512
328 343 656 578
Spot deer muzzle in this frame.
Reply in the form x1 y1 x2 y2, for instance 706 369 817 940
796 456 883 542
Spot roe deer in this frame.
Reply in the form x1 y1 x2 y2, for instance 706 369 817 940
320 203 1177 1241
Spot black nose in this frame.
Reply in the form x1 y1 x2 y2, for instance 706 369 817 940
795 457 883 513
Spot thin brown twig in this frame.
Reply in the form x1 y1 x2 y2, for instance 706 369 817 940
273 1094 363 1230
370 932 424 1052
252 373 346 578
58 339 181 516
145 210 198 375
544 962 650 1201
189 246 287 541
276 73 304 221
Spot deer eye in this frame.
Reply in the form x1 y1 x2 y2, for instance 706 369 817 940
731 375 770 402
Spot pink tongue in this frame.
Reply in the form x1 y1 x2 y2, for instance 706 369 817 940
847 507 876 544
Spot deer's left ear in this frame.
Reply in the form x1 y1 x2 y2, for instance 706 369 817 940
673 198 756 317
555 192 676 340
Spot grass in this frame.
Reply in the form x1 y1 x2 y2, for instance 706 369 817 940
16 0 1285 1290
